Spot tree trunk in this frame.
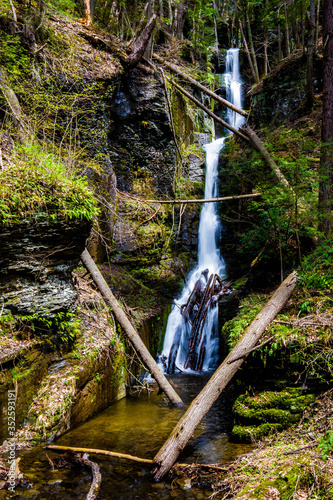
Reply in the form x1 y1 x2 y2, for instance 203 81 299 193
128 14 157 67
127 2 149 49
169 78 249 141
318 0 333 236
153 53 248 118
264 27 269 76
285 3 291 56
159 68 183 163
278 9 283 60
82 0 92 26
239 19 258 83
246 12 260 82
306 0 316 108
80 249 183 406
144 0 155 60
152 271 297 481
173 1 187 39
314 0 321 53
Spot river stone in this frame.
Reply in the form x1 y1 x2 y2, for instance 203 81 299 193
0 219 91 316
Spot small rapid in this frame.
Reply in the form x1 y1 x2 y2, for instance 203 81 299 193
159 48 244 374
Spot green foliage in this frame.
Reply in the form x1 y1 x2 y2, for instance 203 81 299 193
188 1 216 54
222 295 266 349
19 311 81 345
300 238 333 292
0 142 99 225
0 33 30 80
318 430 333 462
47 0 77 15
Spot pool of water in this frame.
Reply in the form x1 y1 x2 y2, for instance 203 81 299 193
14 374 252 499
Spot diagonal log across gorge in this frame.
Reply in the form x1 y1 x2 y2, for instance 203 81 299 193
152 271 297 481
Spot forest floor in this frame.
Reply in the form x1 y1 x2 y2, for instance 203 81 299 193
171 388 333 499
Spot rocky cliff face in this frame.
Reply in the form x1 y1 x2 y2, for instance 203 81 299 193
108 68 176 196
0 219 91 317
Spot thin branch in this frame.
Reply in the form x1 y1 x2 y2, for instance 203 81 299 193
116 189 261 205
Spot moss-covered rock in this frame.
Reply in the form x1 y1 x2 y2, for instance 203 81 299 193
230 388 316 443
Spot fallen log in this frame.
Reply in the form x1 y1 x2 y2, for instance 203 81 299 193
242 124 291 190
153 53 248 118
80 249 183 407
82 453 102 500
168 78 249 142
46 445 153 464
118 190 262 205
45 445 228 471
152 271 297 481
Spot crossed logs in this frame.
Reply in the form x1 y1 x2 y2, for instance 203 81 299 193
167 271 231 374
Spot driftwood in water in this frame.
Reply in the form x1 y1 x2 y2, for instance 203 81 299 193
50 449 101 500
153 53 248 118
166 272 231 374
82 454 102 500
183 273 231 372
47 445 154 464
46 445 230 472
80 249 183 406
169 78 249 142
152 271 297 481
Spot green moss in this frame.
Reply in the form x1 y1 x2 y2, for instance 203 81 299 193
231 389 316 443
0 142 99 225
231 423 284 443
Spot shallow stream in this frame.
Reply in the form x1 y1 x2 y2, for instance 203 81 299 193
16 374 252 499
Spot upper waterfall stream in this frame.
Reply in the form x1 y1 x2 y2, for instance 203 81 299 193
159 48 244 374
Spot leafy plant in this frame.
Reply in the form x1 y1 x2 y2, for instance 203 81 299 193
0 33 30 80
318 430 333 462
0 142 99 225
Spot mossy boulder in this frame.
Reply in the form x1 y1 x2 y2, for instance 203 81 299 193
231 388 316 443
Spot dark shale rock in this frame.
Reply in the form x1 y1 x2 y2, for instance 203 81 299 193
250 54 323 126
108 68 176 196
0 219 91 316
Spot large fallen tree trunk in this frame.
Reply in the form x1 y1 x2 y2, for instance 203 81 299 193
242 124 291 190
169 78 249 142
153 53 248 118
152 271 297 481
80 249 183 406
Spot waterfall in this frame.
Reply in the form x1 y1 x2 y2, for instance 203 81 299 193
159 48 244 374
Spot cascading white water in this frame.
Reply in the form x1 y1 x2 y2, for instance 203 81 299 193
224 48 245 131
159 48 244 374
